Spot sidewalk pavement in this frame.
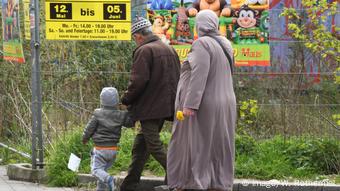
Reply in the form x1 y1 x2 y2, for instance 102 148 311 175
0 166 74 191
2 164 340 191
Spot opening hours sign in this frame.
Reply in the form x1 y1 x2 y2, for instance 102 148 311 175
45 0 131 40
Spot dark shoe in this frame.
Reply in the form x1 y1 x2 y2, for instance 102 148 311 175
154 185 170 191
119 187 135 191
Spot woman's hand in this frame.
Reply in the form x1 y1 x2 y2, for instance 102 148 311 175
183 108 195 116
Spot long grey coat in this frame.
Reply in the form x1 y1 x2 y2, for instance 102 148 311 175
167 10 237 191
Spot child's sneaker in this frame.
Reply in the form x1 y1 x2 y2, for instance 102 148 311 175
107 176 114 191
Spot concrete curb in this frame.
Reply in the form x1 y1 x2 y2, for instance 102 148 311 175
234 179 340 191
78 174 340 191
78 174 164 190
7 165 340 191
7 163 47 183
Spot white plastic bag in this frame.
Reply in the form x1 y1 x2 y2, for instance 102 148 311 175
67 153 81 172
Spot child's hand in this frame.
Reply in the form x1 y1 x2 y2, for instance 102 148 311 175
82 140 88 145
119 104 127 110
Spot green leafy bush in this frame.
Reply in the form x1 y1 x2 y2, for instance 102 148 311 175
0 147 30 165
236 136 340 179
235 136 314 180
235 134 256 156
284 137 340 174
111 128 136 173
46 127 170 186
143 131 172 176
335 67 340 85
46 127 340 186
46 128 93 186
238 99 259 135
333 114 340 126
113 128 171 176
0 138 31 165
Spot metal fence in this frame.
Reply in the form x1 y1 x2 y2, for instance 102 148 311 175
0 0 339 163
1 58 339 143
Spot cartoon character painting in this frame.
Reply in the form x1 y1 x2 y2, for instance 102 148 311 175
219 13 237 39
146 0 270 66
148 0 194 45
152 15 171 43
234 4 260 43
173 1 193 44
187 0 231 17
231 0 268 9
3 0 20 41
150 0 174 10
259 10 269 43
2 0 25 63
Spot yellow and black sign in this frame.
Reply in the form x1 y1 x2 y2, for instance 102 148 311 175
24 0 30 40
45 0 131 40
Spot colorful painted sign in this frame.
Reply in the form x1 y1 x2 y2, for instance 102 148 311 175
173 45 191 61
229 0 270 66
45 0 131 40
2 0 25 63
23 0 30 39
146 0 270 66
147 1 195 48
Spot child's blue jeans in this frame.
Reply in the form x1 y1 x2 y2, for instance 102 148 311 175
91 148 117 191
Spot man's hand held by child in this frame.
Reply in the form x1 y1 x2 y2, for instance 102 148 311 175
82 139 88 145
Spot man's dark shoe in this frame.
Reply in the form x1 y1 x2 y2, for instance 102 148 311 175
154 185 171 191
119 187 135 191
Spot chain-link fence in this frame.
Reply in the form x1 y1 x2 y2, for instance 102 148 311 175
1 47 339 147
0 1 339 154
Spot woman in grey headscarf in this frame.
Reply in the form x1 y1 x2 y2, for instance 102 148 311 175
167 10 236 191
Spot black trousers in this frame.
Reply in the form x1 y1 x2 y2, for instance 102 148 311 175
120 118 167 191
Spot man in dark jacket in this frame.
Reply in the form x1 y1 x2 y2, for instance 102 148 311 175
120 17 181 191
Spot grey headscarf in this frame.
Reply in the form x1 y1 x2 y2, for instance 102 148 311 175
196 10 220 37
